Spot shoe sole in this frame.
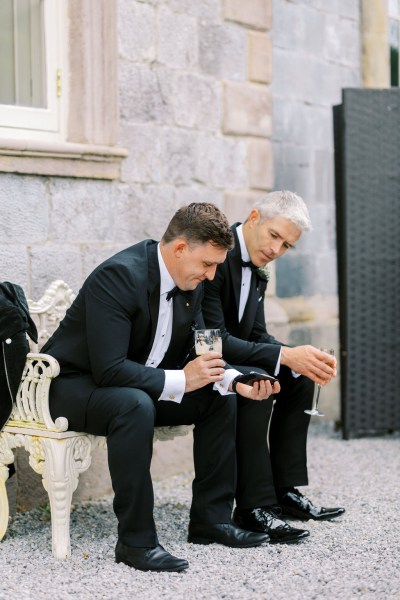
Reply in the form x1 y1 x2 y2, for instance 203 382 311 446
188 536 266 548
268 533 310 544
116 556 189 572
281 509 345 522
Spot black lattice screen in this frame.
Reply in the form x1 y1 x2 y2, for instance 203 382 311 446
334 88 400 439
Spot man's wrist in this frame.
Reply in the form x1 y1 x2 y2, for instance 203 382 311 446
280 346 290 367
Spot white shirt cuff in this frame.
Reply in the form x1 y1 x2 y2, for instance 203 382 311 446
213 368 242 395
275 347 300 378
158 370 186 403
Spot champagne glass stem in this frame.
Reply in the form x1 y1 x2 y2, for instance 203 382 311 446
314 384 322 411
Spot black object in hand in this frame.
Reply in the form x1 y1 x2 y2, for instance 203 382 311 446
232 371 278 393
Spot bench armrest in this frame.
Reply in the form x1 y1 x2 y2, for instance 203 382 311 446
10 352 69 433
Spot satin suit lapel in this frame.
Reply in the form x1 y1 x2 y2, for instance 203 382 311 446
230 224 266 340
144 244 161 359
228 226 243 318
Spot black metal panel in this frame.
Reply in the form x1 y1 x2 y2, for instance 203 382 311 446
334 88 400 439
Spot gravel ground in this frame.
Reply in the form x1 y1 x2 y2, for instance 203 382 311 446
1 422 400 600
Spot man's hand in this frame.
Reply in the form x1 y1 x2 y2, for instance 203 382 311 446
280 345 337 385
234 378 281 401
183 352 225 392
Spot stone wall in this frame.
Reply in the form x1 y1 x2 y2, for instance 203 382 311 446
271 0 361 299
2 0 274 510
2 0 364 510
0 0 274 297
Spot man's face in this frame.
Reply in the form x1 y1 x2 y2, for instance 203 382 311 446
174 240 228 291
244 210 302 267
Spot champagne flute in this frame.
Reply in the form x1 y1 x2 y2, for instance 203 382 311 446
304 348 335 417
194 329 222 355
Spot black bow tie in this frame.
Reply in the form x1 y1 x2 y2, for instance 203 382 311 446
241 259 267 282
166 286 180 301
241 259 258 272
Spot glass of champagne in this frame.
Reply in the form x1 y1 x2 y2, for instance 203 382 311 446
194 329 222 355
305 348 335 417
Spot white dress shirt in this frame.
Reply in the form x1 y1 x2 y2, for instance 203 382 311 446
236 225 283 377
145 245 239 403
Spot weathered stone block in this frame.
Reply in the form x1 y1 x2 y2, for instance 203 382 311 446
273 144 315 201
276 252 314 298
119 64 173 124
223 189 266 224
116 183 179 242
314 150 335 205
339 0 360 20
0 174 49 243
248 138 274 190
273 100 333 151
81 244 127 280
269 0 306 51
323 14 343 63
171 72 221 131
175 186 222 209
157 6 198 69
163 0 220 19
223 81 272 137
339 16 361 67
248 31 272 83
161 128 198 185
119 124 163 184
50 179 116 242
196 134 247 189
118 0 156 62
0 245 29 291
223 0 271 30
198 22 246 81
30 245 82 298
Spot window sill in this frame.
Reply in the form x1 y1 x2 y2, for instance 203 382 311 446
0 138 128 180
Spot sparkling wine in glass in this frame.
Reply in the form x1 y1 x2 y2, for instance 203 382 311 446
304 348 335 417
194 329 222 355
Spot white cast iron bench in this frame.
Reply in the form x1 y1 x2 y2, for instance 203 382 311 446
0 280 192 559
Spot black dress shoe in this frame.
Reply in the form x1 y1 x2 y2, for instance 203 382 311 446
188 522 268 547
277 487 345 521
233 506 310 544
115 540 189 572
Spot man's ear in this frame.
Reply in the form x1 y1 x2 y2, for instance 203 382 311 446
173 238 188 257
247 208 261 227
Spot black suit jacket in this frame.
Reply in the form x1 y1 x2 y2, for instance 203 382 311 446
0 282 37 430
42 240 204 422
202 224 282 373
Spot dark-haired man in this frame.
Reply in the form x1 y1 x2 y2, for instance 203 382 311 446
42 203 278 573
202 191 345 542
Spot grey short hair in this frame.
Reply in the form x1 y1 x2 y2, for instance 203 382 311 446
253 190 312 232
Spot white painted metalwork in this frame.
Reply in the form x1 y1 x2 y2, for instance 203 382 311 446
0 280 192 558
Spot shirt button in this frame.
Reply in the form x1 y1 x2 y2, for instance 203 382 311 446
168 394 175 400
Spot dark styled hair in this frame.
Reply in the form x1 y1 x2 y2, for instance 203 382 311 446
161 203 234 250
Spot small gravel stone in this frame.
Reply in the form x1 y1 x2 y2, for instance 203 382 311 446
0 422 399 599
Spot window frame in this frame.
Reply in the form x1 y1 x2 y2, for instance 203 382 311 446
0 0 66 141
0 0 127 181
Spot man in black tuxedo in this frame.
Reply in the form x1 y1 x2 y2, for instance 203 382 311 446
202 191 345 541
42 203 277 573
